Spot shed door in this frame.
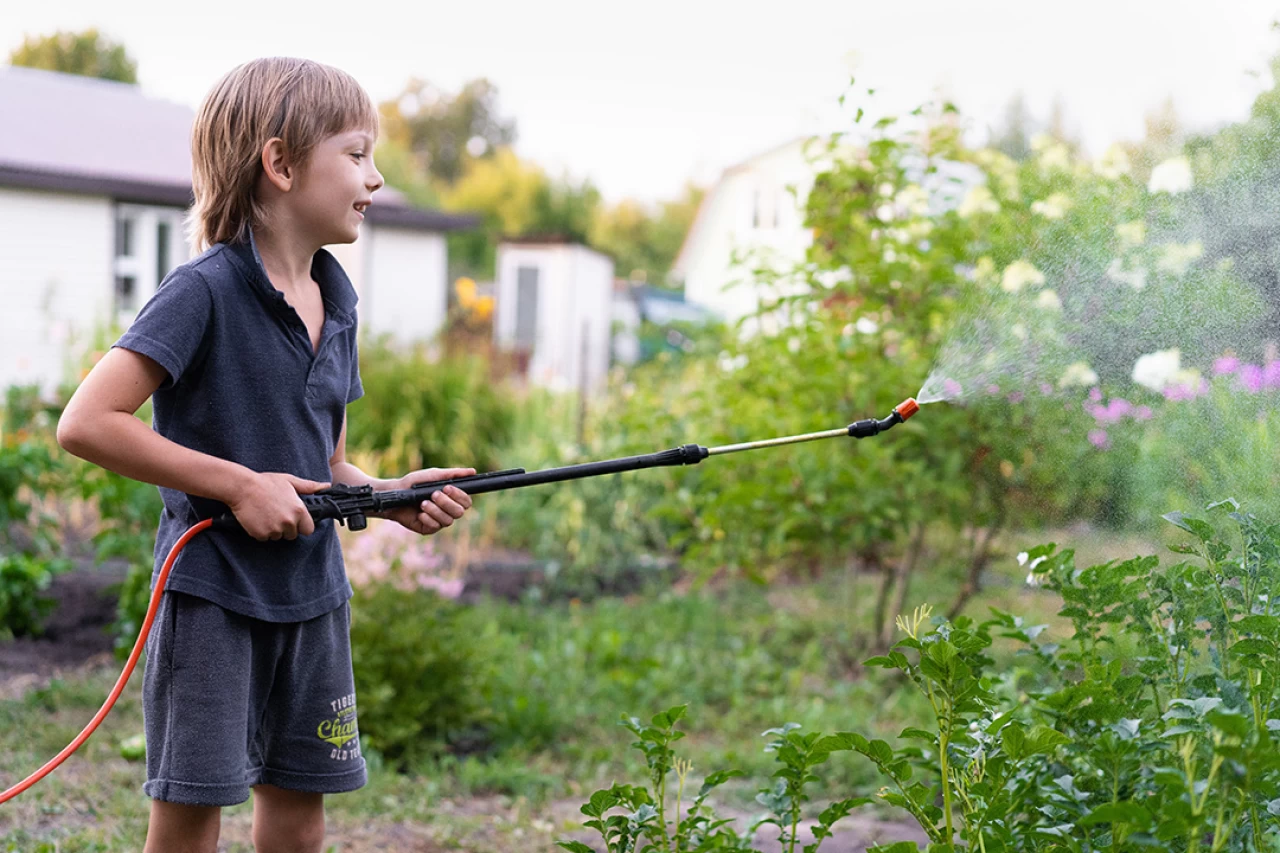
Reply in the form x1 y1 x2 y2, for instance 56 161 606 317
515 265 539 348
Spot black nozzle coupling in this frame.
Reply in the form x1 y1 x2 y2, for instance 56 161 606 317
847 410 905 439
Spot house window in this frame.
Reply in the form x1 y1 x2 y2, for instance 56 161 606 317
115 275 137 312
156 220 171 285
115 216 135 257
515 265 539 349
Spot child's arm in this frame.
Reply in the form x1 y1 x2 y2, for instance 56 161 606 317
327 413 473 534
57 347 330 541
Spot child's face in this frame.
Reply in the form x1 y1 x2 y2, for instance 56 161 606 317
291 129 384 245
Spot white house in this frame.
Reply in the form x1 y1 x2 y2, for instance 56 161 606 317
492 239 614 394
669 137 821 328
671 135 982 329
0 65 477 393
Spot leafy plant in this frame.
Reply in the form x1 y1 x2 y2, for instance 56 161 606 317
349 582 499 768
557 704 866 853
0 553 71 640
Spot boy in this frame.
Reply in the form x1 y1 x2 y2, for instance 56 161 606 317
55 57 473 853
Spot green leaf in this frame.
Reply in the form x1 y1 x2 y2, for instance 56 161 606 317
1163 512 1215 542
1079 801 1155 828
899 727 935 741
556 843 596 853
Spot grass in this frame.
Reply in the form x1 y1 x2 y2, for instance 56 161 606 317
0 525 1157 851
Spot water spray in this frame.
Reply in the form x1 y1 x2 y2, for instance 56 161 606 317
0 398 921 805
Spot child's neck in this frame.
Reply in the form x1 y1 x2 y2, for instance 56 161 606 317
254 225 321 292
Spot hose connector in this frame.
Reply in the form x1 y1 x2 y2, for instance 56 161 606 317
847 398 920 439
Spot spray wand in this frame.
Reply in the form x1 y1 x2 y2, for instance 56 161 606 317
0 397 919 805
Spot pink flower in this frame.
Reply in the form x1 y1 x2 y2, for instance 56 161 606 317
1239 364 1264 393
1213 356 1240 375
1135 405 1153 421
1264 361 1280 389
1007 391 1024 404
1163 384 1198 402
1040 383 1054 395
1088 429 1110 449
943 379 963 397
1088 387 1104 402
986 384 1000 395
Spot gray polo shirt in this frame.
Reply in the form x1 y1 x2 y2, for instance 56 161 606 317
114 230 362 622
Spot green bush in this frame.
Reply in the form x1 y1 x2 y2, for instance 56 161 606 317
349 582 498 768
346 336 516 476
0 553 70 640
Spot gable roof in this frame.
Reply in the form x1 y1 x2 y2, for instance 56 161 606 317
0 65 477 231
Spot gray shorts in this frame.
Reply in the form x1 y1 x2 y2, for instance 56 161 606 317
142 591 367 806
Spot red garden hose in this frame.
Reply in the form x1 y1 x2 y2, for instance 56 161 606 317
0 518 212 805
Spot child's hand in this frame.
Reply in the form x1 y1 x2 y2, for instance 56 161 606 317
382 468 475 535
229 472 330 541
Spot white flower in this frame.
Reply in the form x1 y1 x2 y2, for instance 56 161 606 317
1116 220 1146 248
1011 323 1028 340
787 337 801 353
895 184 931 217
1031 192 1072 220
1148 156 1193 194
1155 241 1204 276
1059 361 1099 388
855 317 879 334
1033 137 1071 171
1036 289 1062 311
879 182 896 197
1095 144 1132 180
1106 259 1148 291
875 204 896 222
1131 348 1181 391
958 185 1000 218
1001 260 1046 293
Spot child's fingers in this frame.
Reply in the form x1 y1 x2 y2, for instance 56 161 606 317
419 501 454 529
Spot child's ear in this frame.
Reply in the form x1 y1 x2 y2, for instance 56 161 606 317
261 137 294 192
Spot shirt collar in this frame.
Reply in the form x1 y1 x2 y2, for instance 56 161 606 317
223 226 359 321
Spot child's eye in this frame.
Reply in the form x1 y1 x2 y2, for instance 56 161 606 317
351 152 365 161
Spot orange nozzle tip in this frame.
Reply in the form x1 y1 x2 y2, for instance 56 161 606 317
895 398 920 420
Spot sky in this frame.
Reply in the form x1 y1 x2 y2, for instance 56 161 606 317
3 0 1278 205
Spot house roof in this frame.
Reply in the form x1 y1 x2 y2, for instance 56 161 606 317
0 65 478 232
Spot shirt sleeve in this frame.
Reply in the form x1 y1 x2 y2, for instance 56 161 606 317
346 318 364 404
113 267 213 390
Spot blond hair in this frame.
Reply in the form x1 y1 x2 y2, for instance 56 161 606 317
187 57 380 252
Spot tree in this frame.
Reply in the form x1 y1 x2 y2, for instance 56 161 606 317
988 91 1034 161
590 183 705 286
380 78 517 186
9 28 137 83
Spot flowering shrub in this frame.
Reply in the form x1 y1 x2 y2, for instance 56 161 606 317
342 519 463 599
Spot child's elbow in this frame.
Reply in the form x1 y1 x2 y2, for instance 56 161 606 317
56 410 90 458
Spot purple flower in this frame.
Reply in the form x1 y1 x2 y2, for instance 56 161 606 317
1107 398 1133 420
986 384 1000 395
943 378 963 397
1239 364 1265 393
1088 429 1110 449
1213 356 1240 376
1088 387 1103 402
1007 391 1024 404
1040 383 1054 395
1163 384 1197 402
1264 361 1280 389
1135 405 1154 421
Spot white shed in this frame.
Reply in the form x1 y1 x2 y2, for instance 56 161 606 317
493 240 614 395
0 65 477 394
